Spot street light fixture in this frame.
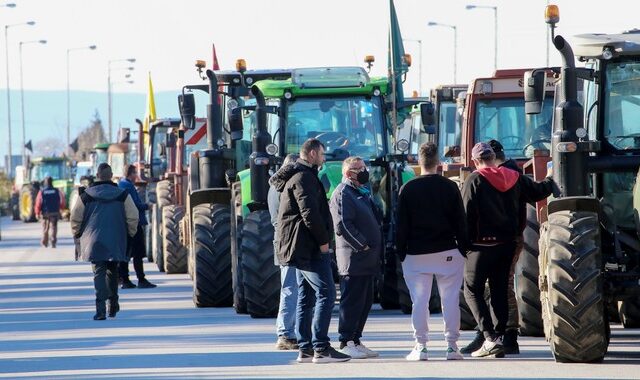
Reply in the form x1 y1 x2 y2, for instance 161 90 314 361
427 21 458 84
108 58 136 142
403 38 423 96
466 4 498 71
67 44 97 155
19 39 47 168
5 20 35 178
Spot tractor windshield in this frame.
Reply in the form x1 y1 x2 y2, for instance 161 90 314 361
474 97 554 159
604 60 640 150
437 101 460 160
285 96 385 160
31 161 66 182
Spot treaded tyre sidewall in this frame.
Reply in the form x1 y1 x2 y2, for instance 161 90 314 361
230 182 247 314
19 185 37 223
192 203 233 307
163 205 187 274
540 210 608 363
152 204 165 272
240 210 280 318
156 180 174 208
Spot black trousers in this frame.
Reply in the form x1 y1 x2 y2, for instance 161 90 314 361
119 225 146 281
338 274 374 344
92 261 119 313
464 243 515 340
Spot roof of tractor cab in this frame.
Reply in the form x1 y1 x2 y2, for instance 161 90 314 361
31 157 66 163
93 143 111 150
572 30 640 59
253 67 389 98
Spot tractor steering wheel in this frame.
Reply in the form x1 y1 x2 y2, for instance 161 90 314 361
522 139 551 155
315 131 350 151
613 133 640 149
498 135 523 148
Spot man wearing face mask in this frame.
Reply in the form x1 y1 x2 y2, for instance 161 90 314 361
329 156 382 359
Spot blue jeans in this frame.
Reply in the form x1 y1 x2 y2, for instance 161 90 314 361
276 265 298 339
296 254 336 351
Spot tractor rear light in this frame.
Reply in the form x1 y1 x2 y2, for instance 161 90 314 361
556 142 577 152
254 157 270 165
284 90 293 100
602 47 614 60
480 81 493 95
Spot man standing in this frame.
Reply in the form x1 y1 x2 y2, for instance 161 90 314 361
34 176 66 248
118 164 156 289
268 153 299 350
269 138 350 364
396 143 467 361
330 156 381 359
461 142 555 358
71 163 139 320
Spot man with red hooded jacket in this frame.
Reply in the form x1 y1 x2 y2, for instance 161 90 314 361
461 142 555 358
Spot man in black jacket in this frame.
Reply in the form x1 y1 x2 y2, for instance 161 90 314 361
461 142 555 358
269 138 350 364
396 142 467 361
329 156 382 359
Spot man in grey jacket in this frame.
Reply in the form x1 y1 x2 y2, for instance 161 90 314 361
70 163 138 320
329 156 382 359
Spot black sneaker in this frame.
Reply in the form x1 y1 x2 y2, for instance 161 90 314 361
121 280 136 289
471 336 505 358
108 302 120 318
297 348 314 363
460 330 484 354
276 336 299 350
93 313 106 321
503 329 520 355
312 346 351 364
137 279 157 289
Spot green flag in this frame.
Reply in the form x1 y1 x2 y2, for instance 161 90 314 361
388 0 408 106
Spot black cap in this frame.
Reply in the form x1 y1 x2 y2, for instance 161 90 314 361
488 139 504 153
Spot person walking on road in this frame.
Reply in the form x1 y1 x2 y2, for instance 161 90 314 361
396 142 468 361
35 176 66 248
118 164 156 289
268 153 300 351
270 138 350 364
70 163 139 320
461 142 555 358
329 156 382 359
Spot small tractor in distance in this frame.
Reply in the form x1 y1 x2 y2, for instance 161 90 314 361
524 5 640 363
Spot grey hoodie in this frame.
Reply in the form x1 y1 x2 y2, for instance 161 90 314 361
70 181 138 262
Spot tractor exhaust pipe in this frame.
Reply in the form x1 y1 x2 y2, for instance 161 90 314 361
206 69 223 149
248 85 272 210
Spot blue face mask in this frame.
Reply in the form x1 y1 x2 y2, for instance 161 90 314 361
356 185 371 196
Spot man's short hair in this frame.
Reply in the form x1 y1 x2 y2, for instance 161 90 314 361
300 138 325 158
419 142 439 169
342 156 363 175
43 176 53 187
96 163 113 181
124 164 137 178
488 139 505 161
283 153 299 167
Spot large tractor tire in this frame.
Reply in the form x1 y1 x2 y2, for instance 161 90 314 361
230 182 247 314
515 204 544 337
241 210 280 318
192 203 233 307
162 205 188 274
618 297 640 328
539 210 608 363
19 185 37 223
10 193 20 220
156 180 174 208
150 204 163 265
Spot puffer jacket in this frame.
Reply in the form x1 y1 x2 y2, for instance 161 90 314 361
70 181 138 262
269 159 333 270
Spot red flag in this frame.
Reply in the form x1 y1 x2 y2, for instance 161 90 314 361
212 43 220 70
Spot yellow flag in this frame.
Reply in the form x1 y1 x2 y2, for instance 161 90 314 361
143 72 157 146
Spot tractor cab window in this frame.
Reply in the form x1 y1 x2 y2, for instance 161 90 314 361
95 150 108 167
109 153 125 179
31 162 66 182
605 61 640 150
285 96 385 160
437 101 460 160
474 97 554 159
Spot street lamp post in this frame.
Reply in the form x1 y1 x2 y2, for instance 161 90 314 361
67 45 97 155
466 4 498 71
403 39 422 95
5 20 35 177
427 22 458 84
19 39 47 168
107 58 135 142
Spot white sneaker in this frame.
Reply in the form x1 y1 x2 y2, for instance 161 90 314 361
446 346 464 360
356 342 379 358
471 336 505 358
339 341 368 359
405 344 428 361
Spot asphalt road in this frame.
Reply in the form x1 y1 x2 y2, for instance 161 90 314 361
0 217 638 380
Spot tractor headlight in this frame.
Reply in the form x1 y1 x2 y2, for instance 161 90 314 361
266 143 279 156
602 47 614 60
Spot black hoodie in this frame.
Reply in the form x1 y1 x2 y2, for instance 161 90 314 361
269 159 333 269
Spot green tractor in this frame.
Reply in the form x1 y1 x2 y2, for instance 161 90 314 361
524 5 640 362
14 157 73 222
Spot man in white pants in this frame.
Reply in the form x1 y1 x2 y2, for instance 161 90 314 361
396 142 468 361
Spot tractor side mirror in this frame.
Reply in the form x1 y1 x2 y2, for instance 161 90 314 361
228 106 244 141
179 93 196 129
420 102 435 132
524 70 546 115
